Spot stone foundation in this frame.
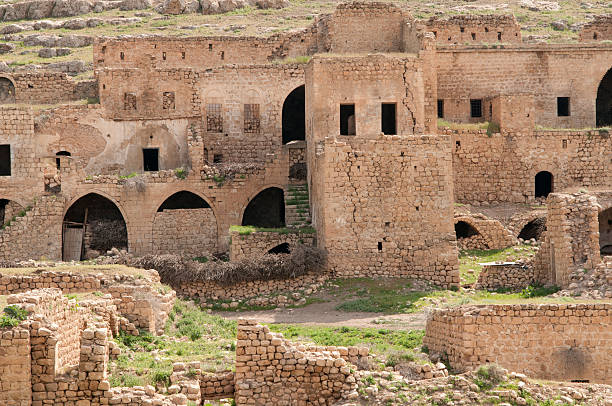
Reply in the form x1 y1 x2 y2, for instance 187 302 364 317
229 229 316 261
475 262 534 290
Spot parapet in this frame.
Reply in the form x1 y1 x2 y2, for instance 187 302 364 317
426 14 522 44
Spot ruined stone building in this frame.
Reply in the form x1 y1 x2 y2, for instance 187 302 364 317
0 1 610 287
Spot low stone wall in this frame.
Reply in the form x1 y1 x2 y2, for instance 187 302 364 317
0 325 31 405
229 229 316 261
424 304 612 384
200 371 235 401
475 262 534 290
0 269 175 335
234 319 358 405
176 272 327 304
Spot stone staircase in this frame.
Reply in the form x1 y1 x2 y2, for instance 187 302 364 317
284 184 311 227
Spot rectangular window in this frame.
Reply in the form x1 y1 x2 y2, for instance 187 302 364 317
437 99 444 118
124 93 136 110
206 103 223 133
143 148 159 172
0 145 10 176
381 103 396 135
244 104 260 134
213 154 223 164
340 104 355 136
557 97 570 117
162 91 175 110
470 99 482 118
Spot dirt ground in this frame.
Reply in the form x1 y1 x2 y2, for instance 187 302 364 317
216 300 428 330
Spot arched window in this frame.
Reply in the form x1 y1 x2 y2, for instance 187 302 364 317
56 151 71 170
0 77 16 104
282 85 305 144
596 68 612 127
157 191 210 212
242 187 285 228
535 171 553 198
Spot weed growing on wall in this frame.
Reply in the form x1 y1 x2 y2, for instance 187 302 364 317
0 305 28 327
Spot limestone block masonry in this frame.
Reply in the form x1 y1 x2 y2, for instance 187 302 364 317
424 304 612 384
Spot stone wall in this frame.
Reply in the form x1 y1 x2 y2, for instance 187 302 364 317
454 213 516 250
200 371 235 401
475 262 534 290
229 229 315 261
426 14 522 45
234 319 358 405
450 129 612 204
0 325 31 405
423 304 612 384
152 208 217 258
579 15 612 42
3 72 93 105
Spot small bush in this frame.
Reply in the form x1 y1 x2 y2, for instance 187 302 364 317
0 305 29 328
520 284 559 298
385 351 416 367
475 364 506 390
175 168 187 180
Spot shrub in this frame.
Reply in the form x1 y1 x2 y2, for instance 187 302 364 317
0 305 29 328
131 245 326 287
175 168 187 180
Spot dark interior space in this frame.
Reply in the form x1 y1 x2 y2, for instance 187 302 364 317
242 187 285 228
596 68 612 126
381 103 397 135
143 148 159 172
267 242 291 254
282 85 305 144
56 151 71 170
340 104 355 136
455 221 479 239
518 217 547 241
535 171 553 198
158 191 210 212
0 145 10 176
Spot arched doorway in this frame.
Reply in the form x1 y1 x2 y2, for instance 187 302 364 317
63 193 128 261
153 191 217 257
242 187 285 228
535 171 553 198
599 207 612 255
518 217 547 241
56 151 71 170
282 85 305 145
268 242 290 254
0 77 15 104
455 221 479 239
596 68 612 127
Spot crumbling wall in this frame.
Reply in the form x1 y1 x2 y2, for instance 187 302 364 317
579 15 612 42
451 129 612 204
475 263 534 290
11 72 91 104
234 319 358 405
229 229 315 261
454 213 516 250
426 14 522 45
152 208 217 258
424 304 612 384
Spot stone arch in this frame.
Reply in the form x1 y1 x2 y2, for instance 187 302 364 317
63 192 128 260
282 85 305 145
242 186 286 228
267 242 291 254
535 171 554 199
152 190 218 257
455 220 480 239
0 76 16 104
596 67 612 127
517 217 547 242
599 206 612 255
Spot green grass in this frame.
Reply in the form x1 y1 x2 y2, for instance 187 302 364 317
109 299 236 388
229 225 315 235
459 245 537 285
269 324 425 356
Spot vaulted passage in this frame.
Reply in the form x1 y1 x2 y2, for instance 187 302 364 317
63 193 127 260
600 207 612 255
157 191 210 211
268 243 290 255
596 68 612 127
455 221 479 239
0 77 15 104
535 171 553 199
282 85 305 144
242 187 285 228
518 217 546 241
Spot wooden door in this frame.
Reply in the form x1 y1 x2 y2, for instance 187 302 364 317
63 226 83 262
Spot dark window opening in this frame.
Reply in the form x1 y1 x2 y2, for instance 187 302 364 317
208 44 213 51
63 193 128 259
244 104 260 134
471 33 476 40
455 221 479 239
220 51 225 60
56 151 71 170
518 217 547 241
27 84 33 89
162 52 166 60
282 85 305 144
437 99 444 118
0 145 10 176
557 97 570 117
213 154 223 163
0 77 16 104
535 171 553 198
485 27 489 32
120 51 124 60
597 67 612 126
143 148 159 172
571 380 590 383
497 32 502 40
157 191 210 212
378 242 383 251
207 103 223 133
101 46 106 53
181 51 185 59
340 104 356 136
599 207 612 255
489 103 493 117
470 99 482 118
381 103 397 135
432 31 437 38
460 27 465 32
268 243 290 255
594 33 598 40
456 141 461 149
562 139 567 149
242 187 285 228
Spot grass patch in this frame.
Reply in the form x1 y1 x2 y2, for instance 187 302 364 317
0 264 147 277
229 225 315 235
459 245 537 285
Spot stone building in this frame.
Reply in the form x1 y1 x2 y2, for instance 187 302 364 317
0 1 610 286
